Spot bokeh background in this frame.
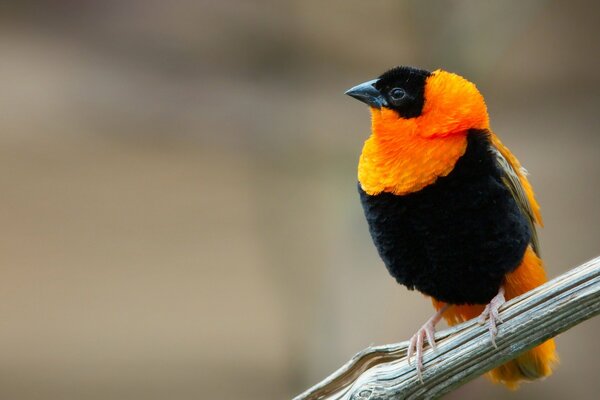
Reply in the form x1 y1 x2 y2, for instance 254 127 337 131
1 1 599 399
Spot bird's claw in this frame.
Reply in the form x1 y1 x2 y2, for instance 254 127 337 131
477 287 506 347
406 304 448 383
407 321 437 382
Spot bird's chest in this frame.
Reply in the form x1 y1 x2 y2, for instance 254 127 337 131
358 134 531 304
358 132 467 196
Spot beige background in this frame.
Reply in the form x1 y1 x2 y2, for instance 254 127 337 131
0 1 598 399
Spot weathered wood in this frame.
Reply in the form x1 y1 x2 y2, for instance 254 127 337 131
294 256 600 400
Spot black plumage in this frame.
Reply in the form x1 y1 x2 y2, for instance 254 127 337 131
374 66 431 118
359 130 531 304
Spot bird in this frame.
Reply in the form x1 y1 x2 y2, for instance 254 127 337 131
345 66 557 388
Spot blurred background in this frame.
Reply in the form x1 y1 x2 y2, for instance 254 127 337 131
0 1 598 399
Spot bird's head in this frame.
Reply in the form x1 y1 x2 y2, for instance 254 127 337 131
345 67 490 139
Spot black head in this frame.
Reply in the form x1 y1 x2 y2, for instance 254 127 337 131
345 66 431 118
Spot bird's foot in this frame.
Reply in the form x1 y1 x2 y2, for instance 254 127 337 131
407 304 449 383
477 287 506 347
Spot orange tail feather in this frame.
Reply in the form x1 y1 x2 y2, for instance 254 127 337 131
432 247 558 388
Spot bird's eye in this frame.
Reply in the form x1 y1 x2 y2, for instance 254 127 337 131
389 88 406 102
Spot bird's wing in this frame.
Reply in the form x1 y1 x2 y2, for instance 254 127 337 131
488 132 543 256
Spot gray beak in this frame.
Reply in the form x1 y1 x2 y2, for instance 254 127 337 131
345 79 386 109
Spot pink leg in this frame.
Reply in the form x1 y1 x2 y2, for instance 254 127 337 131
407 304 449 382
477 287 506 347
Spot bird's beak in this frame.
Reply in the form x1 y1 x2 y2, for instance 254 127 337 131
345 79 386 109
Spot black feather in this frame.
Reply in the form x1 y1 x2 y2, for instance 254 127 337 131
359 130 531 304
375 66 431 118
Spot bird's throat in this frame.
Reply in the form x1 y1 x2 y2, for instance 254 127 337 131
358 129 468 196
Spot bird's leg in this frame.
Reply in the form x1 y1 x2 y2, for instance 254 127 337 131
407 304 449 382
477 286 506 347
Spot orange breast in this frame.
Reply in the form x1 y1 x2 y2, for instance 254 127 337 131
358 108 468 195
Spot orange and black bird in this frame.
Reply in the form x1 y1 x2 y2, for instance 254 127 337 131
345 66 557 388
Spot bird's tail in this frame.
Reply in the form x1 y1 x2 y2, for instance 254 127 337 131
432 246 558 389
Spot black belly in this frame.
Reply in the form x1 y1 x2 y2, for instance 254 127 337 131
359 131 531 305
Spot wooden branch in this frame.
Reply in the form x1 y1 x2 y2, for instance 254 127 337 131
294 256 600 400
